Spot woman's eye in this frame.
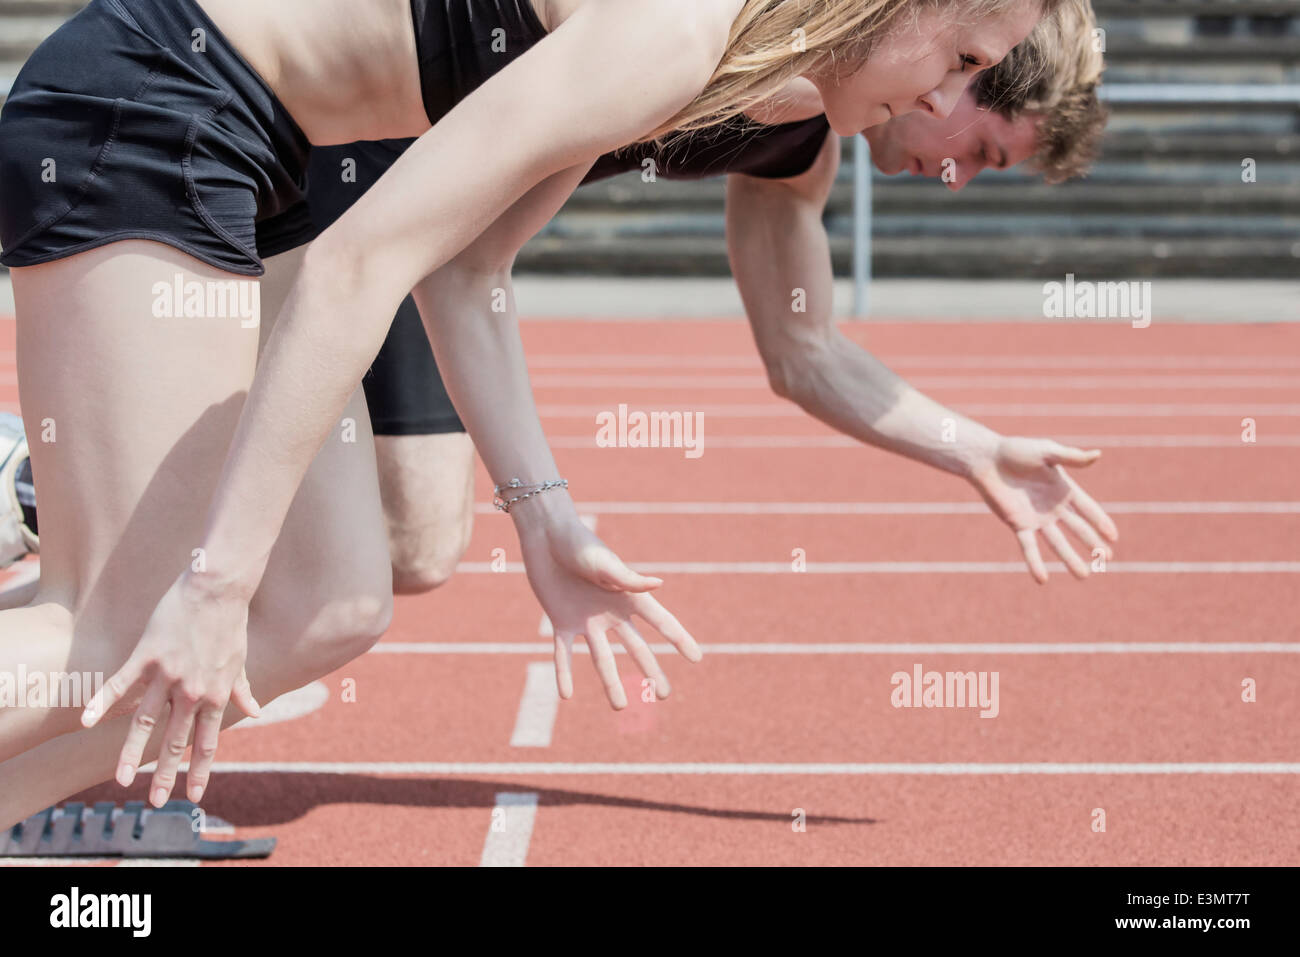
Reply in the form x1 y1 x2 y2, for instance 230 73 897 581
959 54 981 72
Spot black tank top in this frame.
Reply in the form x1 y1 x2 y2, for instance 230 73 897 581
407 0 831 183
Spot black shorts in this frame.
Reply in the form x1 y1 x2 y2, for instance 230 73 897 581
0 0 316 275
296 140 465 436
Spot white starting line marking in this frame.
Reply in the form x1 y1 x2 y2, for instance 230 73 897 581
456 561 1300 574
527 354 1300 371
230 680 328 730
479 792 540 867
547 434 1300 449
531 373 1300 390
538 403 1300 418
510 663 560 748
205 761 1300 776
475 501 1300 516
370 642 1300 655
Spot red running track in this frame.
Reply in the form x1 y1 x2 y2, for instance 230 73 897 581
1 319 1298 866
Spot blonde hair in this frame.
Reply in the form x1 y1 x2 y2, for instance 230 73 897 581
643 0 1062 142
976 0 1108 182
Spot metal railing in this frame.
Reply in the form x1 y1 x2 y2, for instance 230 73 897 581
848 82 1300 317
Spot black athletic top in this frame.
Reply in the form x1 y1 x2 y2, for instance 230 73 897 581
408 0 831 184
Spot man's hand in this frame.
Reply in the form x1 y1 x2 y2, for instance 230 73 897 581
969 436 1120 583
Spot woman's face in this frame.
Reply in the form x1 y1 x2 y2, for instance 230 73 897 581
809 0 1045 136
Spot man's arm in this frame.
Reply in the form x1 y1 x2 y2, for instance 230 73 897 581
725 131 1000 479
726 136 1117 583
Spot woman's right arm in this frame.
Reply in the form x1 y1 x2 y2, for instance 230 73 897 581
413 163 704 705
86 0 731 804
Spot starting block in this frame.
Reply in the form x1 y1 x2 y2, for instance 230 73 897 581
3 801 276 860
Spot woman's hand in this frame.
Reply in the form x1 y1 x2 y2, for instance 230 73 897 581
969 436 1120 583
520 517 702 709
82 571 261 806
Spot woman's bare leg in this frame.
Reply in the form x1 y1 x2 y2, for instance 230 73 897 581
0 241 393 826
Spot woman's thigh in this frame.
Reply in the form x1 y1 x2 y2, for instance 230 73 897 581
246 245 393 688
1 240 260 753
14 241 261 652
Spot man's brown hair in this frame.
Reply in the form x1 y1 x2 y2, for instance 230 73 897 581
975 0 1108 184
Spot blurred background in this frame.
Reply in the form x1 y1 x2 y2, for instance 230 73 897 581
1 0 1298 316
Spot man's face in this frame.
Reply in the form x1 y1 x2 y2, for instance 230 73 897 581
863 88 1041 191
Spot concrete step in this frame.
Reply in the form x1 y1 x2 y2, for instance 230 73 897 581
1094 0 1299 15
548 208 1300 242
516 235 1300 279
568 177 1300 214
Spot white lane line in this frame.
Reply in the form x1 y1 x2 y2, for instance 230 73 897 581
547 434 1300 449
479 792 540 867
538 403 1300 418
370 642 1300 655
454 561 1300 574
510 663 560 748
206 762 1300 776
538 515 595 639
473 501 1300 516
230 681 329 730
528 355 1300 371
531 374 1300 390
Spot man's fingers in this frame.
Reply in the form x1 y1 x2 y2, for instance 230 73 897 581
630 593 702 662
187 706 224 803
614 621 670 699
149 698 197 808
84 655 147 728
1060 468 1120 542
1016 528 1049 584
1042 523 1089 579
115 679 171 787
554 633 575 700
584 627 628 710
1059 506 1112 561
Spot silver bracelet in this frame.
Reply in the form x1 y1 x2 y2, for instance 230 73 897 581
493 477 569 514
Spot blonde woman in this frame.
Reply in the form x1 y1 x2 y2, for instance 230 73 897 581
0 0 1059 824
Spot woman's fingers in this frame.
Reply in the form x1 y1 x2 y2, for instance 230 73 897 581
1060 468 1119 542
115 678 172 787
1044 442 1102 469
585 548 663 593
1016 528 1049 584
1042 523 1089 579
630 592 703 662
614 621 670 699
83 653 147 728
1059 506 1113 561
149 696 198 807
229 670 261 719
554 633 576 699
584 626 628 709
187 705 225 803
